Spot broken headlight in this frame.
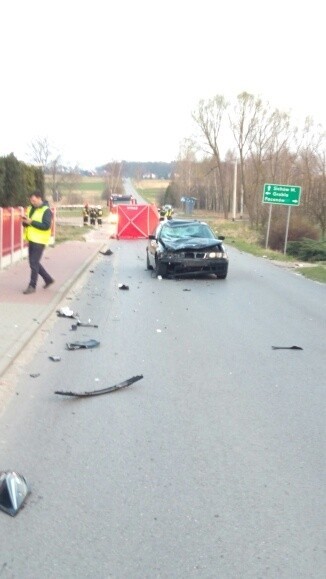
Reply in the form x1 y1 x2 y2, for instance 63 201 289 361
207 251 226 258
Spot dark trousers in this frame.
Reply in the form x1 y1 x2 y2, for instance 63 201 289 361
28 242 52 288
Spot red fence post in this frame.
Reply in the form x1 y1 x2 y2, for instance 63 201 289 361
0 207 3 270
10 207 14 264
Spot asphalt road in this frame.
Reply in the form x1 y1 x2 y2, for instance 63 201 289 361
0 240 325 578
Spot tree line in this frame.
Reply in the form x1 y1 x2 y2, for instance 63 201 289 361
0 153 44 207
166 92 325 239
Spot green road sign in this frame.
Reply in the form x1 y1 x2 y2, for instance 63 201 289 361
263 183 302 206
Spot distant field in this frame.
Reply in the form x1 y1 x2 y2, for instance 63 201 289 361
77 180 105 191
135 179 170 189
45 175 106 204
134 179 169 204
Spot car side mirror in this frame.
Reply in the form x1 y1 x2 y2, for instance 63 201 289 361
218 235 225 240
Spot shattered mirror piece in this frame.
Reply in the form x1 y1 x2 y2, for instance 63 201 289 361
57 307 77 318
118 284 129 290
0 471 30 516
55 374 143 397
66 339 100 350
49 355 61 362
272 346 303 350
100 248 113 256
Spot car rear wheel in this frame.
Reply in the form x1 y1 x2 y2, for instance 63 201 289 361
216 273 227 279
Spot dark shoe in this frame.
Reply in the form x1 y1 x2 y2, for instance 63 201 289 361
23 285 36 294
44 279 55 289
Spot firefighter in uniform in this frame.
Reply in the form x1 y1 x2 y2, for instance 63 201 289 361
90 206 97 225
97 206 103 226
83 204 89 225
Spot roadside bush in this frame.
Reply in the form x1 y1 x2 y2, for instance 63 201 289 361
287 239 326 262
266 211 319 250
160 183 177 206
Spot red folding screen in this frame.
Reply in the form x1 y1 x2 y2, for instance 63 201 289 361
117 205 159 239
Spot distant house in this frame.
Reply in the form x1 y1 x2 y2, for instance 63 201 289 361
142 173 157 179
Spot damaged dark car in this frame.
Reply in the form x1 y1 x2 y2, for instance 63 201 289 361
146 219 229 279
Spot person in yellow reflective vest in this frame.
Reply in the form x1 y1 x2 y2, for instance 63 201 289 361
165 205 174 219
21 190 54 294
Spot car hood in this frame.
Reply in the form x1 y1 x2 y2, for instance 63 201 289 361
160 237 221 251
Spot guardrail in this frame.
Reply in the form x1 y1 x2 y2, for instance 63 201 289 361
0 207 56 270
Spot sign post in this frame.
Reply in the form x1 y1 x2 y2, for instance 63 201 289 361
262 184 302 252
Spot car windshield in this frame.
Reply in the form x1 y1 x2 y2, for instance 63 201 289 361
160 223 215 241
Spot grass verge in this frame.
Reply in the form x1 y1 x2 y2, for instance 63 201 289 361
54 224 91 243
297 265 326 283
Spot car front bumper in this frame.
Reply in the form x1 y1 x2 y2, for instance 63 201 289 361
159 255 228 276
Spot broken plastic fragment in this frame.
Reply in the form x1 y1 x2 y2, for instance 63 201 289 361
118 284 129 290
57 307 76 318
66 339 100 350
54 374 143 397
30 373 40 378
0 471 30 517
272 346 303 350
100 248 113 256
49 355 61 362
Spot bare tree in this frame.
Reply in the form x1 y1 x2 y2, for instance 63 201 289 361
295 119 326 237
104 161 124 198
29 136 51 168
192 95 229 217
229 92 263 223
248 106 294 225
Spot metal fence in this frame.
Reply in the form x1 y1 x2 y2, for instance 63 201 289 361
0 207 56 270
55 205 85 227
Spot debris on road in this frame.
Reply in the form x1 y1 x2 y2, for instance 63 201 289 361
49 356 61 362
0 471 30 517
118 284 129 290
100 248 113 256
71 320 98 330
75 319 98 328
29 373 40 378
272 345 303 350
54 374 143 397
66 339 100 350
57 307 77 319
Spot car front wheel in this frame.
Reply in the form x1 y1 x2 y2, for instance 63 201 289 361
146 250 153 270
155 256 167 277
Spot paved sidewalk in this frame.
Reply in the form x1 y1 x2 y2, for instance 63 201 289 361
0 223 113 378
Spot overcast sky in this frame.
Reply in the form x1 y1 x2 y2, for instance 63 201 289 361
1 0 324 169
